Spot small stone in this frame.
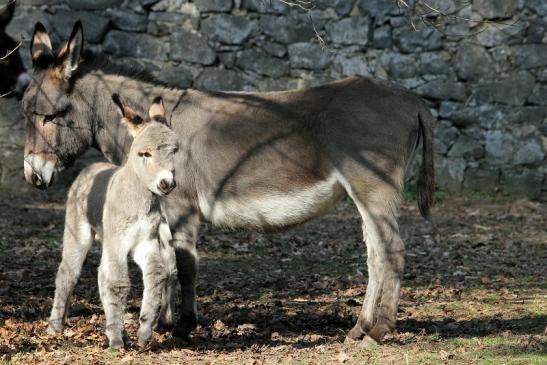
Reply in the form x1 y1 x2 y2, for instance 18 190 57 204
473 0 518 19
315 0 354 16
194 0 232 12
435 157 465 191
513 137 545 165
484 130 515 164
434 121 459 155
447 135 484 159
241 0 289 14
524 0 547 16
528 84 547 105
372 25 392 48
170 30 216 65
259 14 315 44
379 52 418 79
325 16 369 46
509 44 547 69
473 71 535 106
257 41 287 58
195 68 244 91
153 63 194 88
415 77 466 101
288 42 332 70
109 10 148 32
69 0 124 10
394 28 443 53
358 0 401 22
104 31 169 61
148 12 199 36
51 11 110 43
419 52 450 76
453 42 495 80
474 21 524 47
201 14 257 44
334 54 370 77
257 77 299 91
236 49 289 77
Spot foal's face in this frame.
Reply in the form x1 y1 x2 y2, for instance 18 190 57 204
112 94 179 196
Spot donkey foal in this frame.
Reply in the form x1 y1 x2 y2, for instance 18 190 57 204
47 95 179 348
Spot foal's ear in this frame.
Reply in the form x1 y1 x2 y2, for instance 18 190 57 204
0 1 16 30
148 96 166 120
57 21 84 80
112 93 144 138
31 22 54 65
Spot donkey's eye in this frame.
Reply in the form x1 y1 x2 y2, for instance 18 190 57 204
138 151 152 158
43 114 56 124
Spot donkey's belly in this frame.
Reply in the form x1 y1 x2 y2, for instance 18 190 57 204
199 174 345 231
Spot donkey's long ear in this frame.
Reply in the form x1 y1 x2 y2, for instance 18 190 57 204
0 1 16 30
148 96 166 120
57 21 83 80
112 93 144 138
31 22 53 65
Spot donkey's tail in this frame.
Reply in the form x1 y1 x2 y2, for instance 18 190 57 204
416 108 435 220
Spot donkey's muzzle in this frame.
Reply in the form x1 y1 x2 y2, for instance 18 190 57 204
24 154 57 189
158 178 176 195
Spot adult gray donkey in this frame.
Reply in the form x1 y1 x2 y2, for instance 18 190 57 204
22 21 435 345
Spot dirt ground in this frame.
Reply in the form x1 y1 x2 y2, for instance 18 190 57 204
0 180 545 364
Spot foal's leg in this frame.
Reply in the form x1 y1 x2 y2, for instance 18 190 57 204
98 241 130 348
132 239 168 348
47 211 93 334
341 171 406 344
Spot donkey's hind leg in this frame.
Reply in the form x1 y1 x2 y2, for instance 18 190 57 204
132 239 168 348
157 220 178 330
47 213 93 334
339 169 406 344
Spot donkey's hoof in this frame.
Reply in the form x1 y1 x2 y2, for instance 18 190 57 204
156 317 174 332
108 338 125 349
46 322 64 335
359 335 379 348
172 315 197 340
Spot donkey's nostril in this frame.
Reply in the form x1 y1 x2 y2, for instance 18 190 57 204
159 179 169 190
32 172 43 187
158 178 175 194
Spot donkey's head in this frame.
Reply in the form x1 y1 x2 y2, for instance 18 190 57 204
0 1 29 97
112 94 179 196
22 21 88 189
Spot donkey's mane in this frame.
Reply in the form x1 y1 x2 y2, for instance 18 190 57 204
76 51 172 88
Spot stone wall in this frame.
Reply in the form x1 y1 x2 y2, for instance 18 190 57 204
1 0 546 198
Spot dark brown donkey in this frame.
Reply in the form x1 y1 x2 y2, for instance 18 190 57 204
0 1 29 97
22 22 435 345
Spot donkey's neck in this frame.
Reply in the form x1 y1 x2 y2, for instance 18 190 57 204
75 70 177 166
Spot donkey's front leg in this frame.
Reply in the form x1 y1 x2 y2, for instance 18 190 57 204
98 244 130 348
132 239 168 348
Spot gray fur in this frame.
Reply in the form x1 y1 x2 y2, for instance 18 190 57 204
24 23 435 344
47 102 179 348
